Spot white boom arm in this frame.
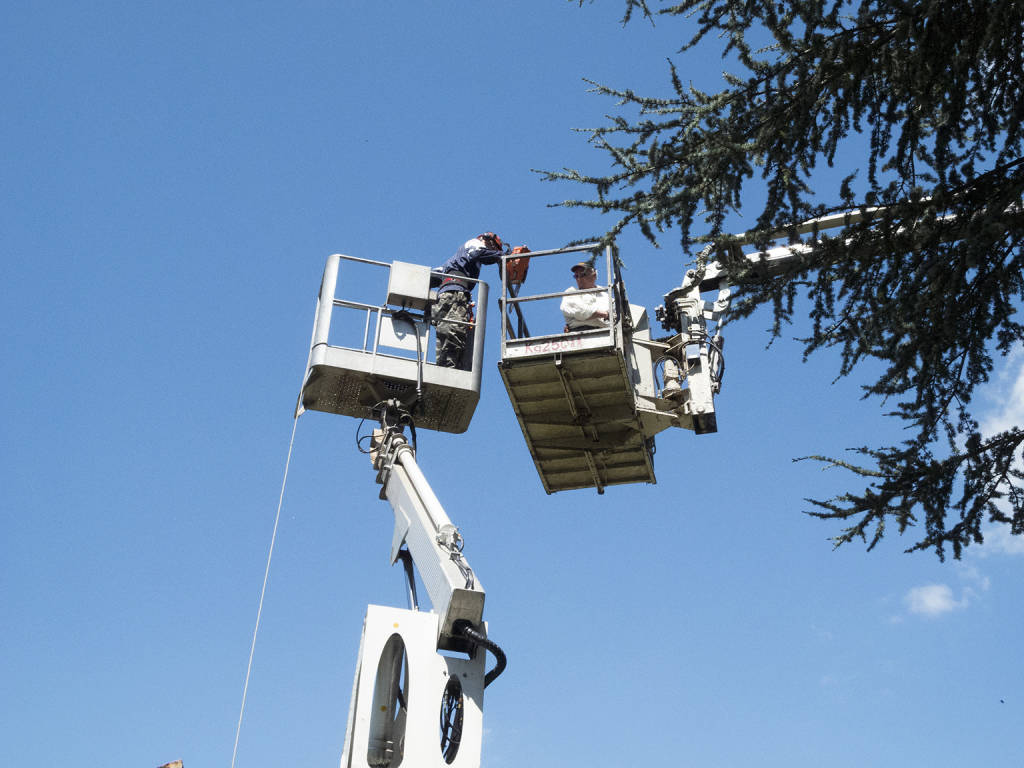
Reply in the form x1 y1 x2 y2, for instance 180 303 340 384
651 207 900 435
370 419 484 652
679 203 964 293
339 403 503 768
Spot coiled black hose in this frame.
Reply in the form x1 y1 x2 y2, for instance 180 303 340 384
454 621 507 688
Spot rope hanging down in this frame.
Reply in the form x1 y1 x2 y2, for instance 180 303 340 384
230 414 300 768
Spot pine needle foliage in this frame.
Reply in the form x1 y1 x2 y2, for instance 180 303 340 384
551 0 1024 558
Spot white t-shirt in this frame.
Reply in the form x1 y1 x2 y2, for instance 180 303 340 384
560 286 610 329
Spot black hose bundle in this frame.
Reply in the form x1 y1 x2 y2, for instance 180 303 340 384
454 621 507 688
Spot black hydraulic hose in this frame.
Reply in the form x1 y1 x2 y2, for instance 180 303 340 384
392 309 424 406
454 621 507 688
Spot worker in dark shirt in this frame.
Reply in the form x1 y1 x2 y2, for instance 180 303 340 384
434 233 504 369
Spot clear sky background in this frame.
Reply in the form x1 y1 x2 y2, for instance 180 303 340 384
3 3 1022 767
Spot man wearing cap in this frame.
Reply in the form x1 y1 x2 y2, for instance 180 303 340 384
560 261 610 332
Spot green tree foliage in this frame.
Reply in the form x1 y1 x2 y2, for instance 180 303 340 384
550 0 1024 558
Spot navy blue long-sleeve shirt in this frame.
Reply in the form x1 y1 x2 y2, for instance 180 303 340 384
436 237 503 293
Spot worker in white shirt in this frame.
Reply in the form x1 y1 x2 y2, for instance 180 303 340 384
560 261 610 331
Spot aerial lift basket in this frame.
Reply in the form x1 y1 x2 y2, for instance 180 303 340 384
497 244 660 493
298 254 488 433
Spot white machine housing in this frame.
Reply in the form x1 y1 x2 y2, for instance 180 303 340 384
340 605 486 768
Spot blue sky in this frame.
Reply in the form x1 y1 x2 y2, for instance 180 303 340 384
3 3 1022 767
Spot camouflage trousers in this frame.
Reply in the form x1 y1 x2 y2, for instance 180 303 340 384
434 291 473 369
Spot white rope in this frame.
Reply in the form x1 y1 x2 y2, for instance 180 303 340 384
230 414 300 768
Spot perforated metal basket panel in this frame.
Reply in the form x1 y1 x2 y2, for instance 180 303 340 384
498 346 655 493
302 346 479 433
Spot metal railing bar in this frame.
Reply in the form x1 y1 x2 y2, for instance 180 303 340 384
502 284 610 305
337 254 391 268
503 243 602 259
